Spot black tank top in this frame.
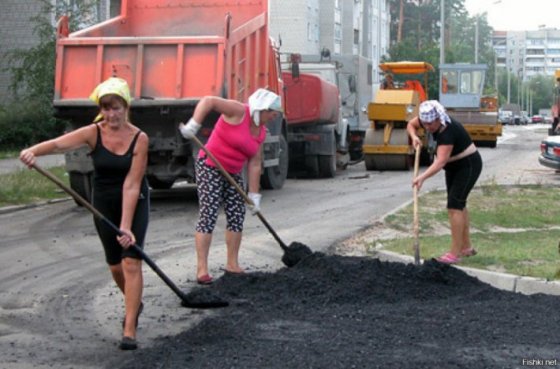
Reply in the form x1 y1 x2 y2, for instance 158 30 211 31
91 124 148 197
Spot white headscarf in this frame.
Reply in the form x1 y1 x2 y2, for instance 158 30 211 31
248 88 283 126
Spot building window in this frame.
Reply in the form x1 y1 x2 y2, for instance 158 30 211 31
334 23 342 40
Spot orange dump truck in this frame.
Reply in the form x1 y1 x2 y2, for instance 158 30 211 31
54 0 288 199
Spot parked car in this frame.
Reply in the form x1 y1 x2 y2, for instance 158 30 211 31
539 135 560 170
499 110 513 125
521 111 530 124
532 115 544 123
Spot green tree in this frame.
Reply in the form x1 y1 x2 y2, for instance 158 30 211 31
386 0 496 98
527 74 555 115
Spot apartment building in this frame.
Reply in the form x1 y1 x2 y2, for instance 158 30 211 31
269 0 391 84
493 28 560 81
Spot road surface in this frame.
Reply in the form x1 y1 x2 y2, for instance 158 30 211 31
0 124 556 368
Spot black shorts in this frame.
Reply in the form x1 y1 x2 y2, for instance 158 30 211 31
93 190 150 266
444 151 482 210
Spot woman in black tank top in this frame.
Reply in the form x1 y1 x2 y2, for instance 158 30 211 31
19 77 149 350
407 100 482 265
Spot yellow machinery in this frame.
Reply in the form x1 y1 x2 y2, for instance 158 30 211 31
439 63 502 148
363 62 434 171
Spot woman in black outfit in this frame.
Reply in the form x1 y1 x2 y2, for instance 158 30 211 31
407 100 482 264
20 77 149 350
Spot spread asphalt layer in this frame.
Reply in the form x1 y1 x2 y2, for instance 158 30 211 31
116 253 560 369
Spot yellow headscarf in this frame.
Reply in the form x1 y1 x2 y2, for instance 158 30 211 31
89 77 132 122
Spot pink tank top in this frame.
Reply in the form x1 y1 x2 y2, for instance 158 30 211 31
200 105 266 174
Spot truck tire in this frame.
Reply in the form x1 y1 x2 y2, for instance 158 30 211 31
69 172 93 206
318 154 336 178
261 135 289 190
147 175 175 190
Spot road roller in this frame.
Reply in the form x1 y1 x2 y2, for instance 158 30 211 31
363 62 434 171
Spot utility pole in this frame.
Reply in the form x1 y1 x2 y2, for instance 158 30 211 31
440 0 444 65
475 17 479 64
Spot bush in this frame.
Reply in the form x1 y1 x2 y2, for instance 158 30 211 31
0 102 67 150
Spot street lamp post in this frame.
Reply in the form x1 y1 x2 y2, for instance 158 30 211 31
507 53 511 104
474 0 502 64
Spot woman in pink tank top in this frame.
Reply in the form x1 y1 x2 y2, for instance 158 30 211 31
179 89 282 284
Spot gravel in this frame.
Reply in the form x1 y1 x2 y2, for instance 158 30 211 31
117 252 560 369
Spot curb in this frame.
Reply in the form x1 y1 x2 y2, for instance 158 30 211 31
373 249 560 296
0 197 72 215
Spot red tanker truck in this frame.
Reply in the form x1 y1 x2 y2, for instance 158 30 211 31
53 0 288 199
282 69 347 178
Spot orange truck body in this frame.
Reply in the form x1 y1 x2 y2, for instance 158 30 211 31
54 0 288 193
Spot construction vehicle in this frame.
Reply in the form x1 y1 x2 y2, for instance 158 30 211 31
439 63 502 148
282 67 346 178
550 69 560 135
281 53 349 177
53 0 288 200
363 61 435 171
291 53 373 161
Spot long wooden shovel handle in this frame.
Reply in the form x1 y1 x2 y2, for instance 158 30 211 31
412 147 421 265
191 135 289 251
31 163 192 303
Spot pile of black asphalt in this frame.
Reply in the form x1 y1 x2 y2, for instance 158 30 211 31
118 253 560 369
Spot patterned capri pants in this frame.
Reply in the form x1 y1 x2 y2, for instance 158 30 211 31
195 157 246 233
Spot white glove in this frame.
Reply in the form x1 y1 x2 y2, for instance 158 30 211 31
247 192 262 215
179 117 201 139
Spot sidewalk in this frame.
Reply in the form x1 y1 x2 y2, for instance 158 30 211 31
0 154 65 175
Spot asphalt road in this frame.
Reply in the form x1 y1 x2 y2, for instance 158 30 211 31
0 124 556 368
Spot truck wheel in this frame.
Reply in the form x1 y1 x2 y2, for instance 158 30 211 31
69 172 93 206
261 135 289 190
318 154 336 178
147 176 175 190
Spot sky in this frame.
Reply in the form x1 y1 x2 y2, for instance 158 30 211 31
463 0 558 31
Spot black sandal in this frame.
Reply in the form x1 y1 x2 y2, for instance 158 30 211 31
119 336 138 350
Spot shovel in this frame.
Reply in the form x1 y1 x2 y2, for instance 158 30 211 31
191 135 313 267
412 147 421 265
31 163 228 309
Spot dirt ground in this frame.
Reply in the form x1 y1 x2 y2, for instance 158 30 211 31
113 253 560 369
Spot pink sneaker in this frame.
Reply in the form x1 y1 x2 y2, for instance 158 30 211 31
436 252 461 264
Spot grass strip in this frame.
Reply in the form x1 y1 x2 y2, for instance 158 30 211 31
371 184 560 280
0 166 70 207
